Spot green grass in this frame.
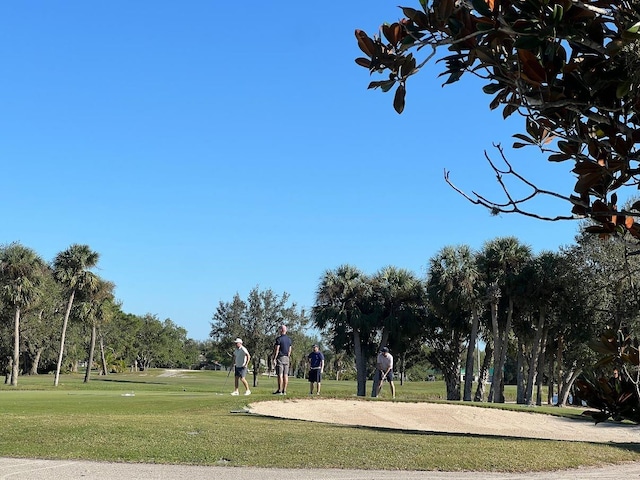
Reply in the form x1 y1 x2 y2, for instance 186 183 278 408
0 370 638 472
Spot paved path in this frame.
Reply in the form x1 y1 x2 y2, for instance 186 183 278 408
2 457 640 479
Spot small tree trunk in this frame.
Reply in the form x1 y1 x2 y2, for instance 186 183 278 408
29 347 44 375
463 309 479 401
525 307 546 405
11 307 21 386
84 322 97 383
558 368 582 406
475 343 492 402
353 330 367 397
99 332 108 376
54 290 75 386
515 338 525 404
535 328 548 406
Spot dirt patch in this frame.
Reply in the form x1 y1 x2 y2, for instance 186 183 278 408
249 398 640 443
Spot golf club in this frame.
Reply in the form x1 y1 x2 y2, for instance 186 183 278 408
377 372 386 396
223 351 233 390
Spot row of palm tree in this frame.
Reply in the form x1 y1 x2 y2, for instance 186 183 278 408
1 242 202 385
0 243 99 386
313 232 640 405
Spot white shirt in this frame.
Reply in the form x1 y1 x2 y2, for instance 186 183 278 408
234 345 250 367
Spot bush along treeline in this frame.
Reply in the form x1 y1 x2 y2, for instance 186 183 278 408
0 242 203 386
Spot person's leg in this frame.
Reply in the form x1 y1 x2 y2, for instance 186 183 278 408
282 360 290 393
387 372 395 398
232 369 239 394
317 381 321 395
274 361 283 393
240 376 250 391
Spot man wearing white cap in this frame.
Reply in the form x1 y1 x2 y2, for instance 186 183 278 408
231 338 251 396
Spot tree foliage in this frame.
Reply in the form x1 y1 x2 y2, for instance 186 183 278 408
356 0 640 235
210 286 308 387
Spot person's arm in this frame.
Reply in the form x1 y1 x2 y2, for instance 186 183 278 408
385 358 393 376
272 343 280 363
320 358 325 372
244 348 251 368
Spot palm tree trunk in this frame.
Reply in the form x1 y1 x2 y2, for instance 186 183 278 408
99 331 108 376
494 298 514 403
463 309 479 401
29 346 44 375
475 342 492 402
11 307 21 387
54 290 75 387
558 368 582 406
353 330 367 397
516 338 525 404
84 322 97 383
556 335 565 403
525 307 546 405
489 299 501 402
535 327 548 406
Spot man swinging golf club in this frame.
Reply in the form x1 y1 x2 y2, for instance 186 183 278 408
376 346 395 399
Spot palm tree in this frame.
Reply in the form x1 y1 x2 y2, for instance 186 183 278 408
371 266 427 389
73 277 115 383
313 264 376 396
0 243 45 386
514 252 564 405
478 237 532 403
52 244 100 387
426 245 480 400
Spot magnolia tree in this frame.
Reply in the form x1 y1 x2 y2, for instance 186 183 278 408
356 0 640 421
356 0 640 233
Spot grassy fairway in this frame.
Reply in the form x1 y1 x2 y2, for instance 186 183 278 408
0 369 638 472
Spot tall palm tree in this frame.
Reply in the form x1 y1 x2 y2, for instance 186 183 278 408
478 237 532 403
313 264 375 396
426 245 481 400
52 244 99 387
517 252 564 405
0 243 45 386
73 277 115 383
371 266 427 389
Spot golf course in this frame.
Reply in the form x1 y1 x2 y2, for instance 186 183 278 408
1 369 639 473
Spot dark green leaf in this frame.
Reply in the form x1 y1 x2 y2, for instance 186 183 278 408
502 103 518 119
548 153 571 162
482 83 503 94
393 84 406 114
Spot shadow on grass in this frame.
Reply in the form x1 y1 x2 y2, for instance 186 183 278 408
94 378 168 386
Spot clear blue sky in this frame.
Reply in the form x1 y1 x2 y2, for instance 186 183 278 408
1 2 581 341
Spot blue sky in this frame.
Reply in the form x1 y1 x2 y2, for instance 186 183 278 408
1 2 581 341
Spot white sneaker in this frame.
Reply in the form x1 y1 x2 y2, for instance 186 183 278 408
244 390 251 396
231 391 239 396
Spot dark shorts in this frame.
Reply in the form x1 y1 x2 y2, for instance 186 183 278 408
276 356 289 377
379 370 394 382
309 369 322 383
234 366 247 378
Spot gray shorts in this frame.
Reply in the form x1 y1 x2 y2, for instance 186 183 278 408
276 356 289 377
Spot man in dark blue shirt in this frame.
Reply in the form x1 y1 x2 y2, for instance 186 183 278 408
307 344 325 395
272 325 292 395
